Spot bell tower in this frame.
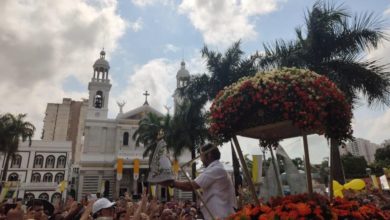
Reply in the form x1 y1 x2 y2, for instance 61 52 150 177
173 61 190 113
87 50 112 119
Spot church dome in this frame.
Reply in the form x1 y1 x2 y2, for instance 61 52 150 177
93 50 110 71
176 61 190 79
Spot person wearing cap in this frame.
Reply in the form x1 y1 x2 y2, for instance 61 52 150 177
92 198 116 220
163 143 236 220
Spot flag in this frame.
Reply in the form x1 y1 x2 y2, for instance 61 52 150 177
172 159 179 177
252 155 263 183
134 159 140 180
380 175 390 190
117 158 123 181
56 181 67 193
150 184 156 197
0 182 10 201
168 186 174 197
371 175 379 189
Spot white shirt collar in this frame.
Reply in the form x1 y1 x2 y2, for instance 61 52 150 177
206 160 220 168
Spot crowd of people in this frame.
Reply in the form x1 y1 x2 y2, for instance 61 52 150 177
0 192 203 220
0 143 236 220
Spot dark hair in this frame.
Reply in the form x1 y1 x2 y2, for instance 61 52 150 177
200 143 220 160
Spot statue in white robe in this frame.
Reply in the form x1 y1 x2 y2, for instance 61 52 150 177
148 130 174 183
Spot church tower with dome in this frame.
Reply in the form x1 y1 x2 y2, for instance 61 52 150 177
87 50 112 119
173 60 190 113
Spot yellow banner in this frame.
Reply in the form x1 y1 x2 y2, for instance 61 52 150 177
0 182 11 201
371 175 379 189
134 159 140 180
117 158 123 181
168 186 174 197
117 158 123 174
252 155 263 183
150 185 156 197
172 159 179 176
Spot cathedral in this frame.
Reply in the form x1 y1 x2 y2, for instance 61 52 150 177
42 50 192 201
76 50 192 200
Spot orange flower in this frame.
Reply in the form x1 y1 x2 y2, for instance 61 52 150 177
296 203 311 216
260 205 272 213
287 210 299 219
258 214 269 220
313 206 322 216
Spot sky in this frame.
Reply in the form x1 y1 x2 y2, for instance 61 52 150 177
1 0 390 164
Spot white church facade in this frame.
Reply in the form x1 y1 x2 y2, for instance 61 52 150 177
76 50 192 200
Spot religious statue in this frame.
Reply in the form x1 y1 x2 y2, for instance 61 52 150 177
117 101 126 114
147 130 174 183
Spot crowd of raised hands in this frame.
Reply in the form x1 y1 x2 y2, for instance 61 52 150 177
0 190 201 220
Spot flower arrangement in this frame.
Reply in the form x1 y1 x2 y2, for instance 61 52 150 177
209 68 353 143
229 193 390 220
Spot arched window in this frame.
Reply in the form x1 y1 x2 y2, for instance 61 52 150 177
8 173 19 181
51 193 62 204
54 173 64 183
42 173 53 182
31 173 41 183
94 91 104 108
34 155 44 168
24 193 35 202
45 155 55 168
123 132 129 146
57 156 66 168
38 193 49 201
11 155 22 168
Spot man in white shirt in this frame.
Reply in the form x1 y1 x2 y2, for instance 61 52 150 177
163 143 236 220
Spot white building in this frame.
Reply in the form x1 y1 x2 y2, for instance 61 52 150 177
0 140 71 203
76 50 192 200
340 138 380 164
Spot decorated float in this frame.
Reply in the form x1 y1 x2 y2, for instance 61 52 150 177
209 68 390 219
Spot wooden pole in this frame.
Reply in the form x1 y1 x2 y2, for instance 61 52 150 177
329 138 335 200
232 136 260 206
302 134 313 195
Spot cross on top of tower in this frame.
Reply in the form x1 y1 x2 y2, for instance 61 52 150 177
143 90 150 105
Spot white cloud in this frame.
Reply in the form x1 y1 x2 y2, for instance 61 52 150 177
0 0 126 138
164 44 180 53
131 0 174 7
129 17 143 32
179 0 284 47
113 50 207 116
240 0 281 16
118 59 178 114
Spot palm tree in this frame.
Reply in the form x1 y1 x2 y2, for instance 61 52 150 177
201 41 258 100
257 1 390 184
170 100 209 172
178 41 257 195
0 113 35 182
132 112 170 162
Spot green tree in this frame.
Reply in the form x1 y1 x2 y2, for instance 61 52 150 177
169 99 209 178
257 1 390 184
341 153 368 179
0 113 35 182
375 144 390 166
180 41 257 193
132 112 171 162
